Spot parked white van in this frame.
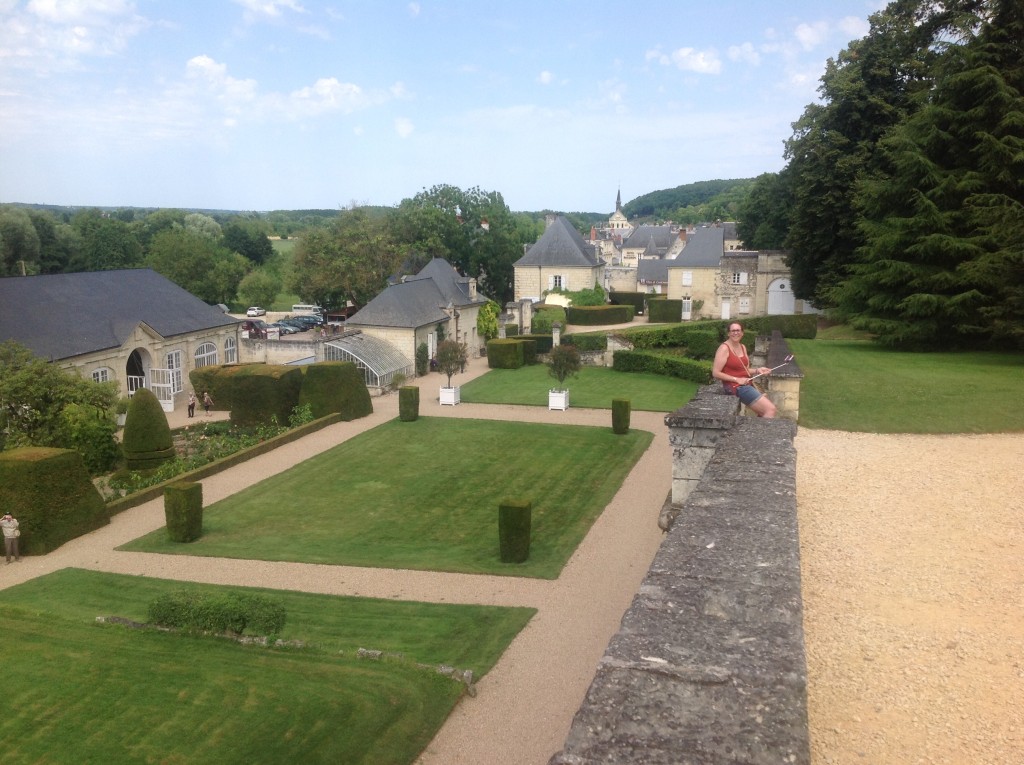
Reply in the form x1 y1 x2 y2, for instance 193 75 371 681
291 304 323 315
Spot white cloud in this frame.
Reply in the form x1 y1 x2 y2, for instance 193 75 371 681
646 46 721 75
537 70 553 85
395 117 414 138
288 77 366 117
727 42 760 66
232 0 306 21
27 0 135 24
839 15 870 39
186 55 258 105
408 2 420 17
794 21 828 51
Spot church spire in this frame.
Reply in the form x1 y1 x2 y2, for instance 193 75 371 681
615 188 622 212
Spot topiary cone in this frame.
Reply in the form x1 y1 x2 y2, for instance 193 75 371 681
122 388 176 470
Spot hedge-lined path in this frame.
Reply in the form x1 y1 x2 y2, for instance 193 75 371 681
0 351 672 765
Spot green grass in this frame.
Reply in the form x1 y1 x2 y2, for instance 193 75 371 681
460 364 697 412
122 418 653 578
790 339 1024 433
0 569 534 765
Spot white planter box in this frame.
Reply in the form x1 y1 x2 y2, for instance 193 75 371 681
549 389 569 411
440 386 461 406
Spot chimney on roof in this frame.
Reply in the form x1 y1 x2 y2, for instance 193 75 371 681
468 277 477 300
545 213 557 229
590 225 597 242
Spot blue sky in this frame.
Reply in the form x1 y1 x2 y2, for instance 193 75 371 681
0 0 883 214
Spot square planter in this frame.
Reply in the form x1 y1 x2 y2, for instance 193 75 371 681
440 386 461 406
548 389 569 411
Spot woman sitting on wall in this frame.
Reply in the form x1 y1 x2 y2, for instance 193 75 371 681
712 322 777 418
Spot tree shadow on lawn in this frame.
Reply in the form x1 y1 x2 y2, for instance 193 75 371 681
120 417 653 579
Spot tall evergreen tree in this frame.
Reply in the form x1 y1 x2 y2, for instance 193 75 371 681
838 0 1024 348
784 0 983 307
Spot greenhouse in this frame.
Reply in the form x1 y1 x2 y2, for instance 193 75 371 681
323 333 414 391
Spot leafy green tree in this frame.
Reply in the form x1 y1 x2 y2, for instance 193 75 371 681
783 0 984 307
28 209 80 274
223 220 274 265
435 339 468 388
736 171 792 250
237 268 282 308
0 340 118 452
146 228 246 303
0 205 41 275
69 210 144 272
184 213 222 240
131 209 186 250
290 207 400 308
476 300 501 342
547 344 581 390
837 0 1024 348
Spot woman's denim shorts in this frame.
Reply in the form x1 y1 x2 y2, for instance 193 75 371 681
735 384 762 406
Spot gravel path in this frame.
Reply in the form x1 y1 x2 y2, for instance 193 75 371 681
3 358 1021 764
796 429 1024 765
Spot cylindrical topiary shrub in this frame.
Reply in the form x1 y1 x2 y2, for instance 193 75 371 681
498 499 532 563
399 386 420 421
122 388 175 471
612 398 631 434
164 481 203 542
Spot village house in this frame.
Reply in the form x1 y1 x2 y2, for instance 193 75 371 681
513 215 604 302
0 269 240 412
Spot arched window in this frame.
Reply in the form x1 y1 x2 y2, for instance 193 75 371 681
194 342 218 368
224 337 237 364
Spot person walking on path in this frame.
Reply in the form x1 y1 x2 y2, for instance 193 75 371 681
2 513 21 563
202 392 213 416
187 392 196 418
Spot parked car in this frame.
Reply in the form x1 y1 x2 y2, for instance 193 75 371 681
267 321 298 335
246 306 266 317
288 314 323 328
241 319 269 338
277 318 309 332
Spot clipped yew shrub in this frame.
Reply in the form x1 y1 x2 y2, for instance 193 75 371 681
647 299 683 323
509 334 553 354
566 305 632 325
122 388 175 471
298 361 373 421
164 481 203 542
613 350 712 384
487 338 526 369
612 399 631 434
399 386 420 421
0 446 109 555
609 291 645 315
498 499 532 563
563 333 608 352
191 365 303 427
147 589 287 637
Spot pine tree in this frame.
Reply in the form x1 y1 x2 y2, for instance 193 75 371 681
839 0 1024 348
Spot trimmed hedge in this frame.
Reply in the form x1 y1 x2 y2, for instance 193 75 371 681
498 499 532 563
487 338 526 369
122 388 175 470
609 291 645 315
164 481 203 543
566 305 633 325
399 386 420 421
612 399 631 434
563 333 608 352
298 362 373 421
0 447 110 555
647 299 683 323
147 589 287 637
509 333 553 354
613 350 713 384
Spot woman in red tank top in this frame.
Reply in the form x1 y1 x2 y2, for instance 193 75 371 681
712 322 777 418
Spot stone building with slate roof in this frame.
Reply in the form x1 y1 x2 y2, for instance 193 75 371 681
0 269 240 411
620 224 685 267
667 226 805 320
513 215 604 302
345 257 490 365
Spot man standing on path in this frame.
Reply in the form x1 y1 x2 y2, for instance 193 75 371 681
2 513 20 563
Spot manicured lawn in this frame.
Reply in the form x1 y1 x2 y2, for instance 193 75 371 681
460 364 697 412
0 569 534 765
122 418 653 578
790 339 1024 433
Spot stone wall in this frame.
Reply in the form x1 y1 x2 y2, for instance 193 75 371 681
549 387 809 765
